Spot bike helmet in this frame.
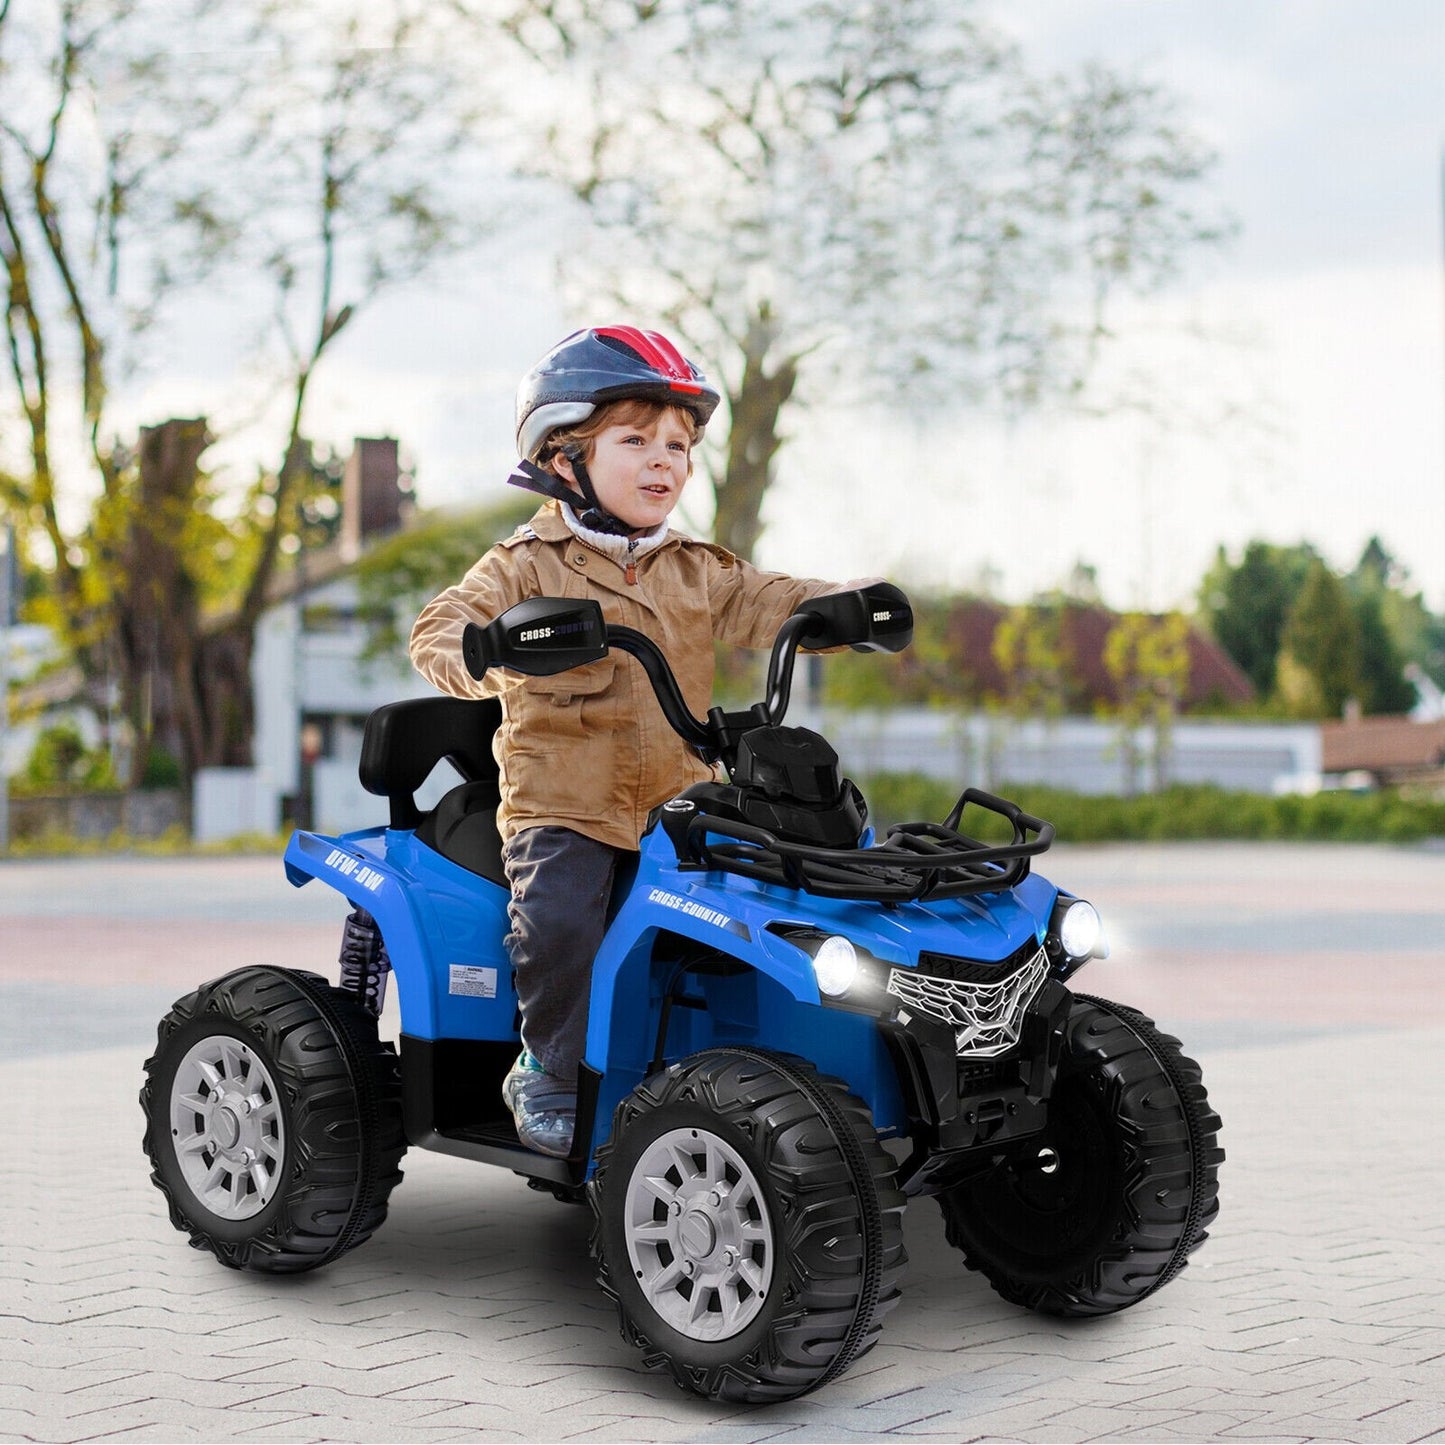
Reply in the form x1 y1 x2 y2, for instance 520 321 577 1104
515 325 721 463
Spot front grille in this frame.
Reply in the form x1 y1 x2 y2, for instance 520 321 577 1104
917 938 1040 984
888 946 1048 1058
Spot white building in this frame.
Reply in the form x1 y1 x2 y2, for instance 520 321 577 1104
196 438 439 842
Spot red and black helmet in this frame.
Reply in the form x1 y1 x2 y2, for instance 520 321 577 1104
515 325 722 461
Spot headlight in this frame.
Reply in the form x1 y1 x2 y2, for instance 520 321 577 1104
1056 899 1105 961
812 935 859 997
768 924 888 1008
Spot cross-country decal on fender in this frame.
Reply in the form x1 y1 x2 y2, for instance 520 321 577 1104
647 887 751 940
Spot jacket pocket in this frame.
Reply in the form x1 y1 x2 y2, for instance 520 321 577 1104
519 656 617 740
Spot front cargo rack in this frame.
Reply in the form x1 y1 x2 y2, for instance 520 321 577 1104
664 787 1054 903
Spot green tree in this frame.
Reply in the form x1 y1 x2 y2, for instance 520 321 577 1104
1102 610 1191 793
0 0 232 710
1351 590 1413 714
1346 536 1425 714
991 602 1077 719
1198 540 1318 696
1202 535 1445 715
506 0 1229 560
1277 562 1361 717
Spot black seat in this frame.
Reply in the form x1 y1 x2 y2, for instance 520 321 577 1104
415 778 505 884
359 697 507 886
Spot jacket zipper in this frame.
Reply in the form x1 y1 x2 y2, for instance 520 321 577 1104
574 532 644 585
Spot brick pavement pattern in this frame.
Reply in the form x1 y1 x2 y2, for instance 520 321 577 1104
2 845 1444 1442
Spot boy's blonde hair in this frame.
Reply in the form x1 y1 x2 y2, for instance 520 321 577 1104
538 398 703 477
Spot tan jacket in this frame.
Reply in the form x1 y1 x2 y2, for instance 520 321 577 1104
408 502 840 850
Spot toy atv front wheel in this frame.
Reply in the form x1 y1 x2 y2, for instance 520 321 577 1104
140 966 406 1273
938 994 1223 1315
591 1048 907 1403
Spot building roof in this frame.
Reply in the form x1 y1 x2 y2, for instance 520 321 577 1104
936 600 1255 711
1320 716 1445 775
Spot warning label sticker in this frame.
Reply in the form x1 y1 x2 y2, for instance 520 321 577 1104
448 965 498 999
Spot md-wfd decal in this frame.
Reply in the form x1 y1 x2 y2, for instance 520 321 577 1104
325 848 385 894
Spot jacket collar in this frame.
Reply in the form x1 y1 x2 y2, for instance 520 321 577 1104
527 502 573 541
528 501 686 552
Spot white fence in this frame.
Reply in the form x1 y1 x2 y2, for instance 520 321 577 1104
193 768 279 843
789 708 1321 797
194 710 1323 843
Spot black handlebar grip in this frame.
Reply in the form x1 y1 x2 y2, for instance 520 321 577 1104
462 622 489 680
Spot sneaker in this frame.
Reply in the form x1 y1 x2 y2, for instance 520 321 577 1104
502 1051 576 1157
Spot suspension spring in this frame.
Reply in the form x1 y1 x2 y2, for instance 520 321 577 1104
338 907 391 1017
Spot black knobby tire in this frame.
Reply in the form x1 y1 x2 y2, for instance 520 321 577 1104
141 966 406 1273
590 1048 907 1403
938 993 1223 1316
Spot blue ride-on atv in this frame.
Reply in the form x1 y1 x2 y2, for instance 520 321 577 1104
141 583 1223 1403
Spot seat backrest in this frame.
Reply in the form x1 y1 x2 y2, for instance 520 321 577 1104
359 696 503 829
415 778 507 885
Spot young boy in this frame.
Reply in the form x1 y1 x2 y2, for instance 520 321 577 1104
409 326 851 1155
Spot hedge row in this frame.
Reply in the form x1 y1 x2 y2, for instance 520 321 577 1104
0 827 291 858
859 774 1445 844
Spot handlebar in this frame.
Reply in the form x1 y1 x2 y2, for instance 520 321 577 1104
608 586 909 762
463 582 913 776
604 619 812 769
605 625 715 753
762 613 816 724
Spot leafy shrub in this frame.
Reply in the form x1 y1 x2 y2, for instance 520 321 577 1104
858 773 1445 843
14 724 118 794
138 747 182 790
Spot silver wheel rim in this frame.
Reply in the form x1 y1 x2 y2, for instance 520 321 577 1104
624 1126 775 1341
169 1034 287 1221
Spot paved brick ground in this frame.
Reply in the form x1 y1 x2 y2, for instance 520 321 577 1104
3 845 1444 1442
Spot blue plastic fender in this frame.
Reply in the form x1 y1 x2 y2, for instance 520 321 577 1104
284 827 515 1040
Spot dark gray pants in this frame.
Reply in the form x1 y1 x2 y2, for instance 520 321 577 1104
501 825 634 1082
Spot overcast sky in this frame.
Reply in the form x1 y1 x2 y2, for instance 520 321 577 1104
130 1 1445 613
768 0 1445 612
982 0 1445 610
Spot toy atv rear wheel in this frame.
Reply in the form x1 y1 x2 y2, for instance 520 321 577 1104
938 994 1223 1316
591 1048 907 1403
141 966 406 1274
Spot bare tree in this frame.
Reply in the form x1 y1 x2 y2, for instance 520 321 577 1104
231 4 481 601
0 0 230 670
188 2 485 792
0 0 491 794
492 0 1230 559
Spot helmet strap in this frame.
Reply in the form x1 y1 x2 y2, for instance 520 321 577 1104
504 452 634 536
506 457 576 508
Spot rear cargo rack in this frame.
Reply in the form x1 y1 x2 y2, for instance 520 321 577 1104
666 788 1054 902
